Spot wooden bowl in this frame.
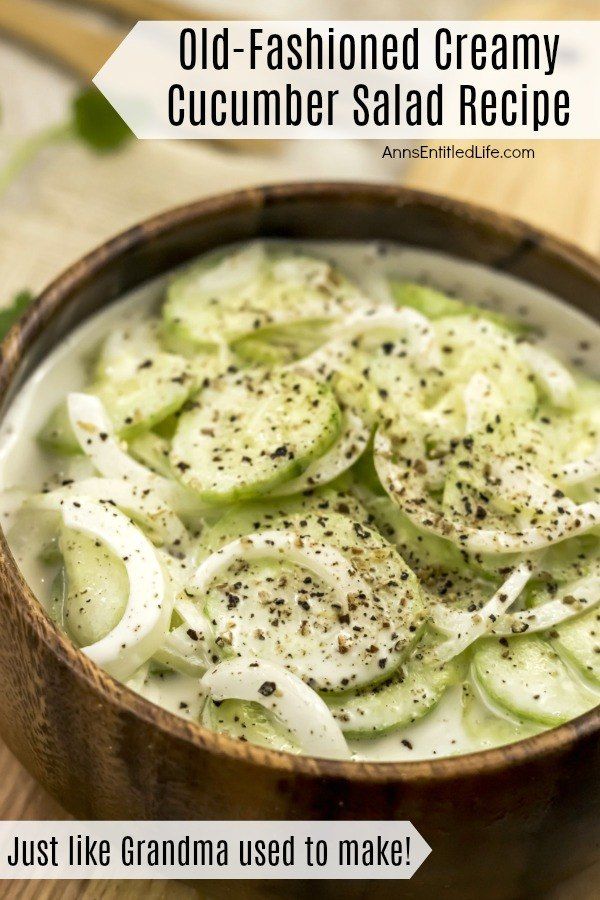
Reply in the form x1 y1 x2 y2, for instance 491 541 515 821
0 183 598 899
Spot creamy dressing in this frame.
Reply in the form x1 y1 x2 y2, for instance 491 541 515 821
1 240 598 762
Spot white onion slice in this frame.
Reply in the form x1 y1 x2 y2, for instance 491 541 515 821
464 503 600 554
30 477 188 552
489 457 577 517
463 372 504 434
186 532 419 691
553 451 600 486
491 577 600 635
201 658 350 760
175 597 214 638
188 530 372 608
155 623 212 677
68 392 170 489
166 596 215 673
429 562 533 662
519 344 576 408
67 392 203 517
157 551 194 594
347 306 441 368
433 575 600 640
272 409 370 496
61 497 170 681
295 305 440 374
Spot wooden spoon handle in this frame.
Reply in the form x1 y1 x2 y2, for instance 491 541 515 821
62 0 215 23
0 0 280 154
0 0 123 80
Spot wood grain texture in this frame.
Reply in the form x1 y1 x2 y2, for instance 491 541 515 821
63 0 207 22
0 0 123 80
406 142 600 258
405 0 600 257
0 876 196 899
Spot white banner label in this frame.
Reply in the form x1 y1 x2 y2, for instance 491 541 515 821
93 21 599 139
0 821 431 880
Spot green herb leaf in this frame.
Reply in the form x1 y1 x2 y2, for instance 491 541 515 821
0 290 34 341
72 87 132 153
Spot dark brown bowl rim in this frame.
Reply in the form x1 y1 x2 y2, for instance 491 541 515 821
0 181 598 786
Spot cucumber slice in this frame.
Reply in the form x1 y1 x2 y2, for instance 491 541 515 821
234 320 331 367
442 431 565 526
202 510 426 692
326 647 458 738
390 282 529 334
202 698 300 753
461 682 542 749
472 635 596 726
554 608 600 686
170 369 342 505
163 244 366 347
128 431 173 478
38 403 82 455
363 493 468 576
419 316 536 449
39 352 195 454
48 567 67 629
333 346 424 428
351 437 386 495
201 488 368 558
94 353 195 436
61 525 128 647
232 336 290 367
526 383 600 491
270 408 370 497
521 535 599 606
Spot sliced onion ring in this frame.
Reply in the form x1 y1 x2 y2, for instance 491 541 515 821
29 477 188 553
428 562 533 663
553 451 600 486
491 574 600 636
519 343 576 408
432 575 600 639
463 372 504 434
188 530 372 609
272 409 370 496
60 497 171 681
67 392 204 518
201 658 350 759
294 306 440 375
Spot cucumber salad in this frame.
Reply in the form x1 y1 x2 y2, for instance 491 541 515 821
1 241 599 762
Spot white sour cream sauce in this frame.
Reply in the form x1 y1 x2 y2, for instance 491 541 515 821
1 240 598 762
